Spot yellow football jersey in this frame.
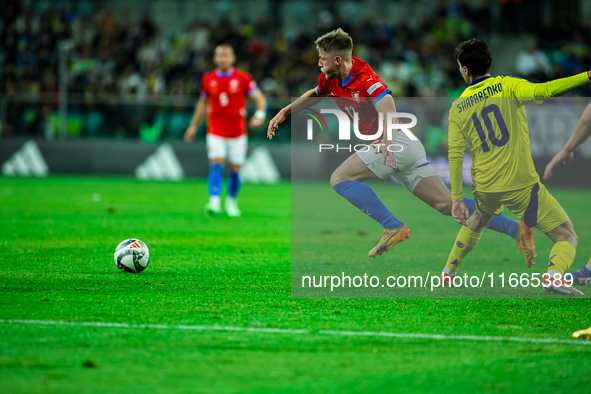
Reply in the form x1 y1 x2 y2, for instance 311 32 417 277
449 72 590 200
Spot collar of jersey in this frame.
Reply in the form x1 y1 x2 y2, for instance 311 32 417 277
340 74 354 87
215 68 236 78
468 76 491 87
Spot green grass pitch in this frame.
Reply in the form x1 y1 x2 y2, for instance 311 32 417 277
1 176 591 393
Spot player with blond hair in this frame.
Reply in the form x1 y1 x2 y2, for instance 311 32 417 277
268 29 535 261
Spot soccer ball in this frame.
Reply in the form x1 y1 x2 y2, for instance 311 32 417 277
114 238 150 273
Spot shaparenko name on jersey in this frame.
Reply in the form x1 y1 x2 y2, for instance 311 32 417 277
457 82 503 114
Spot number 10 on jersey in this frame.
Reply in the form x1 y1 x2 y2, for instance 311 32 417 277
471 104 509 152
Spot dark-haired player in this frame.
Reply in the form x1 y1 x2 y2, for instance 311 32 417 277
442 38 591 295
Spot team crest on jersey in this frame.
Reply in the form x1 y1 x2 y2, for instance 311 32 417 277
351 90 360 103
230 79 240 93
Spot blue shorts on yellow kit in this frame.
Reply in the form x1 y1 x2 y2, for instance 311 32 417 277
472 181 569 234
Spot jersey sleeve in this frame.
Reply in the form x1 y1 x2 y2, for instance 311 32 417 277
448 107 466 201
362 73 391 105
200 74 209 98
507 72 590 98
316 74 328 95
244 73 259 96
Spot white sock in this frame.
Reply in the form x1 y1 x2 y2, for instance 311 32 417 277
547 269 558 278
210 195 221 205
442 267 455 276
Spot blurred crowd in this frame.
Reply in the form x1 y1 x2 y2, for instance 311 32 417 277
2 0 591 141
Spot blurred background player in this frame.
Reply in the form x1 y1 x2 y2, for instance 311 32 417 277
268 28 533 260
544 101 591 285
442 38 591 295
560 102 591 341
184 44 267 217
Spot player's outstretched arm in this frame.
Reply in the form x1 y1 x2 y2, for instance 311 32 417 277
544 101 591 180
512 70 591 99
248 90 267 129
267 88 319 140
184 97 209 143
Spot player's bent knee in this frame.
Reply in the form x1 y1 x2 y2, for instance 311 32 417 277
559 230 579 248
467 212 490 233
545 221 578 247
330 171 345 188
560 222 578 246
569 230 579 248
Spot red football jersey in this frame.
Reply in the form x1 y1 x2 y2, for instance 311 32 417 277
200 68 259 138
316 57 391 138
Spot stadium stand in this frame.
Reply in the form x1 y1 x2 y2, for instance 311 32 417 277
1 0 591 139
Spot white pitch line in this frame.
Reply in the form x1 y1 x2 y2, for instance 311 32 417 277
0 319 589 346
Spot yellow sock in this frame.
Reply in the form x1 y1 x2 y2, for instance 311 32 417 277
548 241 576 275
445 226 482 274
